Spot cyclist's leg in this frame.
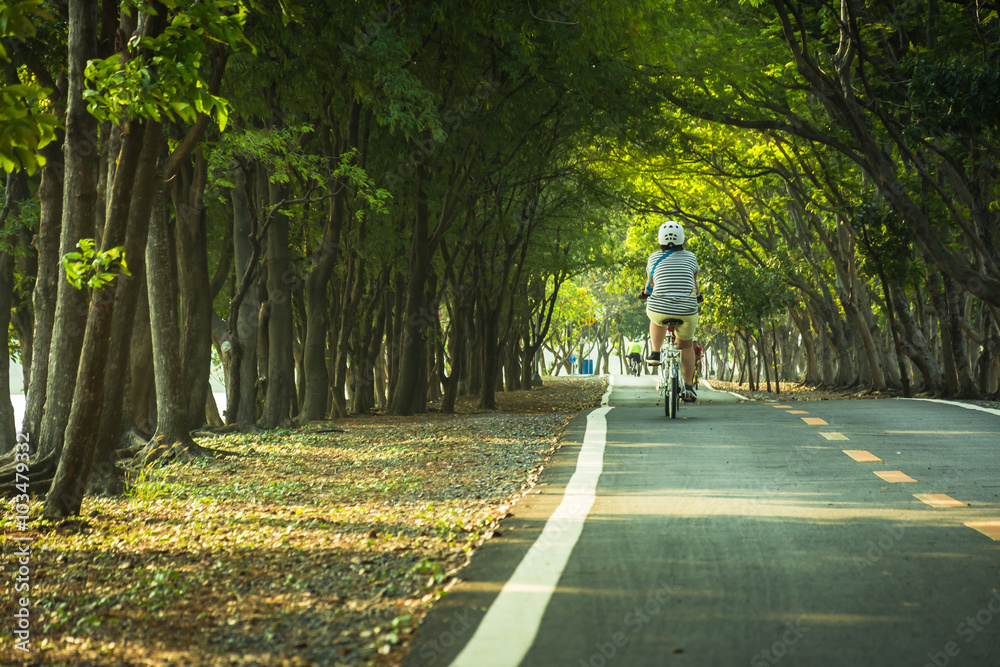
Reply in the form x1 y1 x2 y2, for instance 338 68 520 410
648 320 667 353
672 314 699 397
677 339 695 385
645 314 669 364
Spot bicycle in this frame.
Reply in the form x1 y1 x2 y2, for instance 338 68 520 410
625 354 642 377
653 321 684 419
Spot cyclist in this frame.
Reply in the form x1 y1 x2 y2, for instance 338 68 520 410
638 220 701 402
626 341 643 376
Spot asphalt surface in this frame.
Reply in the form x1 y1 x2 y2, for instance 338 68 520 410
404 376 1000 667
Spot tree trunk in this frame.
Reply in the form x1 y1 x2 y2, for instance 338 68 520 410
22 139 64 444
36 0 101 460
142 174 200 462
298 253 333 422
388 168 433 416
478 304 501 410
790 307 821 385
845 299 886 392
127 280 156 433
386 275 403 402
506 338 522 391
827 311 855 389
332 258 366 417
259 181 295 428
735 336 745 385
877 275 912 397
172 156 213 430
771 321 780 393
979 310 1000 398
889 283 943 394
811 309 836 387
0 172 28 454
441 292 467 414
352 293 386 415
925 269 959 396
222 164 260 429
298 106 355 420
716 334 729 382
943 274 981 398
90 122 163 494
757 328 771 392
44 119 151 517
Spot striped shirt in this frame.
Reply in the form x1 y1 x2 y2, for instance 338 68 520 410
646 249 699 316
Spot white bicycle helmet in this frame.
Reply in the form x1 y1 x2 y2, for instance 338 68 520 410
657 220 685 246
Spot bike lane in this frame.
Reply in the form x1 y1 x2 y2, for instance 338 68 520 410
404 381 1000 666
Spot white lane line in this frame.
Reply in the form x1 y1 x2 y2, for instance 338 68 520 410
450 406 612 666
601 374 614 406
902 398 1000 418
702 381 748 401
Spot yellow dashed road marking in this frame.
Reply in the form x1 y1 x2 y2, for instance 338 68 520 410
821 432 850 441
875 471 918 483
965 522 1000 541
914 494 968 508
802 417 828 425
787 410 809 414
771 405 792 408
843 449 879 462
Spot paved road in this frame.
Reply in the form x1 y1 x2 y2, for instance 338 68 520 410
405 376 1000 667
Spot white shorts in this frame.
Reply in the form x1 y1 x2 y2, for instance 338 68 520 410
646 308 698 341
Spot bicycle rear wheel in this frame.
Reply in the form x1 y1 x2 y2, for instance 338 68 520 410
668 374 679 419
660 366 670 415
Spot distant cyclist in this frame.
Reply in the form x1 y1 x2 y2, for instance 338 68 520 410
626 341 643 376
638 220 701 402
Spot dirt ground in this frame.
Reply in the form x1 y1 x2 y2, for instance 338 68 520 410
1 377 606 666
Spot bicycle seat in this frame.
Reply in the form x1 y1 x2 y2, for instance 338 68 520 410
660 318 684 327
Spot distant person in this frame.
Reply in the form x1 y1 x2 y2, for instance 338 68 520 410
626 341 642 376
638 220 701 402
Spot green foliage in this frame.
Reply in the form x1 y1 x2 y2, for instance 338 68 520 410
0 0 59 174
209 124 325 186
83 0 252 127
550 279 601 329
700 244 792 335
124 465 171 502
8 322 20 365
61 239 131 291
853 202 914 285
908 59 1000 137
330 149 391 222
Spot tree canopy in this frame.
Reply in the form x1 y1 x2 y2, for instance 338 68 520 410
0 0 998 517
